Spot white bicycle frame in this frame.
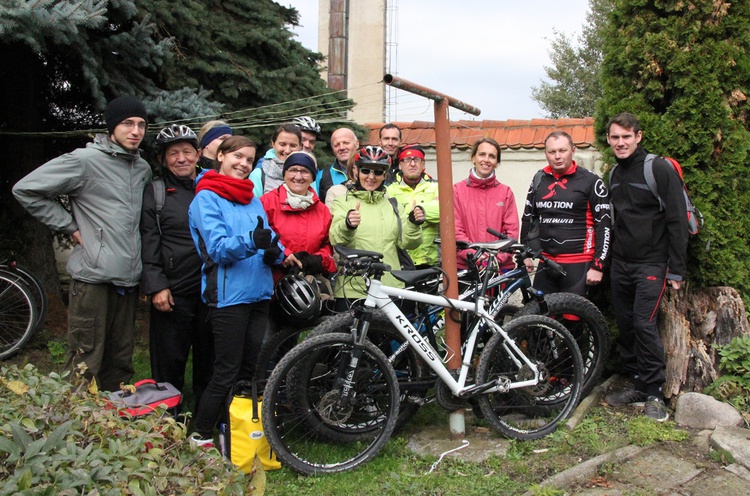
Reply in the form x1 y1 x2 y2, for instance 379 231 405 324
361 277 541 397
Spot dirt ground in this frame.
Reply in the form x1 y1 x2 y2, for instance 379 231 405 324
3 293 151 375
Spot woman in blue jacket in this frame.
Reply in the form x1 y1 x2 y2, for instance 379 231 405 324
188 135 284 447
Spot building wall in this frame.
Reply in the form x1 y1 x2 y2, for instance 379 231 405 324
319 0 386 123
420 147 605 217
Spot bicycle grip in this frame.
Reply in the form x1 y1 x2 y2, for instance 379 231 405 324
543 258 567 278
486 227 506 239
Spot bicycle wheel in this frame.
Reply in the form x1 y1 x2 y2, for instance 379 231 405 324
12 265 47 332
262 332 399 475
0 273 38 360
515 292 609 398
309 310 429 432
255 324 316 384
477 315 583 440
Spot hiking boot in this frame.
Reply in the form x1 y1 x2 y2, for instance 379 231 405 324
644 396 670 422
189 433 216 450
604 384 647 406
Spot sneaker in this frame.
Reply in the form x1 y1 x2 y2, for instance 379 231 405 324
189 433 216 450
604 384 647 406
644 396 670 422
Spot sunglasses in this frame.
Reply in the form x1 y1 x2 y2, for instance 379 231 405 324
359 168 386 177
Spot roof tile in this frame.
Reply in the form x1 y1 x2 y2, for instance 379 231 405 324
362 118 596 149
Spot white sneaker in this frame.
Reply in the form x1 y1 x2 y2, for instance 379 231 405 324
189 433 216 450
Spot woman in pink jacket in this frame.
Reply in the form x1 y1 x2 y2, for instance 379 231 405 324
453 138 519 270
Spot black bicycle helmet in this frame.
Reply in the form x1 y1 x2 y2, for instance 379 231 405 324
292 116 321 136
154 124 198 153
275 273 322 323
354 145 391 168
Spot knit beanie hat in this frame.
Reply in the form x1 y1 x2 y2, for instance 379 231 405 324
283 151 318 176
105 96 148 134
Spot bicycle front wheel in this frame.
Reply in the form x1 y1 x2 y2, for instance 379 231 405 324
0 274 38 360
477 315 583 440
262 332 399 475
516 292 609 398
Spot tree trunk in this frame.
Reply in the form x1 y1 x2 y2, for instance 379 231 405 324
661 286 750 399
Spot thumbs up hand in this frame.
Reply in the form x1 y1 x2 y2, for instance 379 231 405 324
263 235 283 265
408 200 425 225
347 201 362 228
252 215 273 249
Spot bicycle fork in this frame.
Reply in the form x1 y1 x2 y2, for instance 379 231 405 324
333 311 373 411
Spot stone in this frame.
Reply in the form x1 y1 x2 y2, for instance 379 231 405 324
711 425 750 471
674 392 743 429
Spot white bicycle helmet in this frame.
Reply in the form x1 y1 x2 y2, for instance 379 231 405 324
292 116 321 136
275 273 322 323
155 124 198 152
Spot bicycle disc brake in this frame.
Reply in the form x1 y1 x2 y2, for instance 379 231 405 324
316 390 353 425
518 361 551 397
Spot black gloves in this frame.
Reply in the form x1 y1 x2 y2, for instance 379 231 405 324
251 216 272 249
263 235 282 265
294 251 324 275
408 205 425 225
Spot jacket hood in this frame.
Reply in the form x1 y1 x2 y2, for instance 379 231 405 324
89 133 143 159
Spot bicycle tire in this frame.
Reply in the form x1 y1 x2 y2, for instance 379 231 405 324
262 332 399 475
0 265 47 331
0 273 38 360
515 293 609 398
308 311 429 432
477 314 583 440
255 324 316 384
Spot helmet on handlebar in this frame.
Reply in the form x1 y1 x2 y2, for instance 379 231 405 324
274 273 321 324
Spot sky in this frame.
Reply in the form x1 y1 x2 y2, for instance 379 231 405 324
283 0 591 122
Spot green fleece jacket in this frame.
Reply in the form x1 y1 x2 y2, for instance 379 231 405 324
330 188 422 299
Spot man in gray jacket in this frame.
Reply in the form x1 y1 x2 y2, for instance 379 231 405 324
13 96 151 391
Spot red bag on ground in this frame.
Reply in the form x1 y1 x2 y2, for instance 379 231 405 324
107 379 182 417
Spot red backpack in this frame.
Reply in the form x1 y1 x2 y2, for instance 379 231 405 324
611 154 704 236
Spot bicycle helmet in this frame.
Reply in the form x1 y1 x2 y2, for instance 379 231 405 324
275 273 322 323
154 124 199 153
354 145 391 168
292 116 321 136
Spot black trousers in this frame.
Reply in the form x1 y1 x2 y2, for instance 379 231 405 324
533 260 590 296
193 300 270 437
149 295 213 412
610 258 668 396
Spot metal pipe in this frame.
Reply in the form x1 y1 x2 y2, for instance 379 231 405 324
383 74 481 116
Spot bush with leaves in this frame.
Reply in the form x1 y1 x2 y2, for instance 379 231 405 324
705 336 750 417
0 364 262 495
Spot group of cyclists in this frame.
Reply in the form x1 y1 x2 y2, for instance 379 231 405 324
12 96 685 451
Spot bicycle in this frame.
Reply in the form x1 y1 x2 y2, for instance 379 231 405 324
292 231 607 430
262 240 584 475
0 271 39 360
0 258 48 333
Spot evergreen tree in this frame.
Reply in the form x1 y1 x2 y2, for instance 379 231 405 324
139 0 354 150
596 0 750 300
532 0 612 118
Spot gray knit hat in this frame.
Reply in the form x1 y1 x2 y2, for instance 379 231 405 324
105 96 148 134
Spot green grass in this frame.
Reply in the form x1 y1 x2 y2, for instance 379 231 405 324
260 401 692 496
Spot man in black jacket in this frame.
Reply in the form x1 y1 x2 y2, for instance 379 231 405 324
140 124 213 414
521 131 611 295
603 113 688 422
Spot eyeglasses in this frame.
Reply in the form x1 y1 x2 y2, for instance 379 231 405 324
403 157 424 164
359 168 386 177
120 120 147 131
286 167 312 176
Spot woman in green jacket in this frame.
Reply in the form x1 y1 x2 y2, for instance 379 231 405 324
329 146 424 311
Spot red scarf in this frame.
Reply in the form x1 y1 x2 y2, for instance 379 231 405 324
195 170 255 204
